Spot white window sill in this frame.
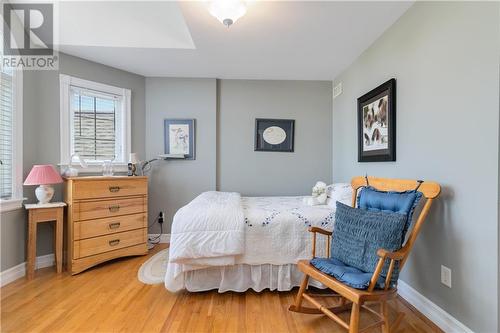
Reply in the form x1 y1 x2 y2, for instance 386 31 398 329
0 198 26 213
58 163 129 174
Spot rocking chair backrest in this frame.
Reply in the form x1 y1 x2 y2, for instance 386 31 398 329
350 176 441 270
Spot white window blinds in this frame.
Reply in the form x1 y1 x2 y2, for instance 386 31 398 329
0 68 14 199
70 87 123 162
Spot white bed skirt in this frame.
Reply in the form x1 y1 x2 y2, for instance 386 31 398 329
181 263 325 293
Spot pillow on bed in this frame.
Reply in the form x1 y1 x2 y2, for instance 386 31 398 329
326 183 352 206
330 202 407 283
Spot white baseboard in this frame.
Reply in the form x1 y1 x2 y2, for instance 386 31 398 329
398 280 473 333
148 233 170 244
0 254 55 287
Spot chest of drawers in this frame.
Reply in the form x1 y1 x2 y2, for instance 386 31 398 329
64 176 148 274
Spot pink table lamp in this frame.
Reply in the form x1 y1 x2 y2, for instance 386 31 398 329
24 165 63 204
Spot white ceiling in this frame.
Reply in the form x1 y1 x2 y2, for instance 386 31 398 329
58 1 194 49
58 1 414 80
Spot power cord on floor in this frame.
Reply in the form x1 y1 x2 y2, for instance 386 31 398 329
147 212 164 250
148 223 163 247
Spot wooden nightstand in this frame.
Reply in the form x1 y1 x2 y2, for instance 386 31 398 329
24 202 66 279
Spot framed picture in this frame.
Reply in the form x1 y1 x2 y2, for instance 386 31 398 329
357 78 396 162
164 119 195 159
254 118 295 152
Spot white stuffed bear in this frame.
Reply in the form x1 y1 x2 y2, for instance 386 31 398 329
303 181 328 206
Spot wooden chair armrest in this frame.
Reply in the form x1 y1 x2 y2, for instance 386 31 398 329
368 248 406 292
376 248 405 261
308 227 332 236
308 227 332 258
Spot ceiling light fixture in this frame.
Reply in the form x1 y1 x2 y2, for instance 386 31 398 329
208 0 248 28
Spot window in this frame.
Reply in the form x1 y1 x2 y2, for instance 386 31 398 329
0 67 23 211
60 75 131 170
71 88 123 161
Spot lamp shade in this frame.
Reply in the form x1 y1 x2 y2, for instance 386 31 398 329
208 0 247 27
24 165 63 186
129 153 139 164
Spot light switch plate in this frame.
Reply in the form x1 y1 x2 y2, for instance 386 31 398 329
441 265 452 288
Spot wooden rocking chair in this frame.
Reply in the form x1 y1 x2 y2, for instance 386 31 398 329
289 176 440 333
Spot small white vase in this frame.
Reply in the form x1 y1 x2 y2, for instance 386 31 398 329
35 185 55 204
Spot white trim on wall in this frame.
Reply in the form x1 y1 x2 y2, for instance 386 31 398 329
59 74 71 167
397 280 474 333
0 199 25 213
0 69 24 212
148 233 170 244
12 69 23 204
0 254 54 287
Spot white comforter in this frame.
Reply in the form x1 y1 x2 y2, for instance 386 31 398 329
168 191 245 266
238 196 334 264
165 193 336 292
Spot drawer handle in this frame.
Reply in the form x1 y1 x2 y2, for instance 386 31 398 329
109 186 121 193
108 205 120 213
108 222 121 229
109 239 120 246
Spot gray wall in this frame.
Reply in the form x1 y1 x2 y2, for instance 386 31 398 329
332 2 499 332
218 80 332 196
1 209 26 271
145 78 217 234
145 78 333 234
1 53 145 271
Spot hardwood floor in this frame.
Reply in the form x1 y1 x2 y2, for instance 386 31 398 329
1 244 441 333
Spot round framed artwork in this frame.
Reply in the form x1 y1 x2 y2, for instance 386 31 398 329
254 119 295 152
262 126 287 145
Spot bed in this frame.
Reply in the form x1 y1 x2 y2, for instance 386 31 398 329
165 187 351 293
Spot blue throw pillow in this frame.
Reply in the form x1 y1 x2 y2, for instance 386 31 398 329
357 186 422 237
330 202 407 284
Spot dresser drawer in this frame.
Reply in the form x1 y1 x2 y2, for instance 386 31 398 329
73 228 147 259
74 213 146 240
73 178 147 200
74 197 145 221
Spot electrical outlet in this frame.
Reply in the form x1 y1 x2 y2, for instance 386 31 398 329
333 82 343 99
441 265 452 288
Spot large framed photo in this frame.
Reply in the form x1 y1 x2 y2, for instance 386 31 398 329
357 78 396 162
254 118 295 152
164 119 195 159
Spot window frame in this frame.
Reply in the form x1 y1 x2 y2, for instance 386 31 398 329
59 74 131 173
0 69 24 212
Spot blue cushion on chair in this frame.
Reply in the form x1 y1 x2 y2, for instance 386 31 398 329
310 257 386 290
357 186 422 236
327 202 407 288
